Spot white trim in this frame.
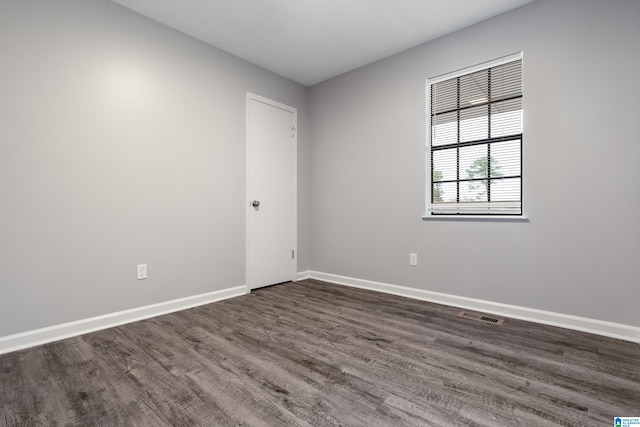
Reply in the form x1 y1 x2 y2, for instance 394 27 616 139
4 273 637 355
245 92 298 290
422 214 529 221
428 51 523 84
0 286 247 355
306 271 640 344
296 270 311 281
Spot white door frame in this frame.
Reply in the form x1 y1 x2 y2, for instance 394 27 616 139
245 92 297 291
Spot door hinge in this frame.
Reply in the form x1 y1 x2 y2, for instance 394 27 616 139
292 250 295 259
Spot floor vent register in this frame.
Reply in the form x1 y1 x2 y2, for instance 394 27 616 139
457 311 505 325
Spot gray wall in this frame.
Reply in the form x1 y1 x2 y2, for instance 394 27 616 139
0 0 310 336
309 0 640 327
2 0 638 339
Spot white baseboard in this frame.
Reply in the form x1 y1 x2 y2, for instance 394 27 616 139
296 270 312 281
4 273 637 355
0 285 248 355
306 271 640 344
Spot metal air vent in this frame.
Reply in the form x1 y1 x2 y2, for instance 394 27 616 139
458 311 504 325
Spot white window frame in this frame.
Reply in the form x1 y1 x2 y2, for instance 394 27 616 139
423 52 527 220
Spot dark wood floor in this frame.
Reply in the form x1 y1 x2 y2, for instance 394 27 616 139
1 279 639 426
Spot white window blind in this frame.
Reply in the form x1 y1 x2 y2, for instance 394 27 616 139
427 53 523 216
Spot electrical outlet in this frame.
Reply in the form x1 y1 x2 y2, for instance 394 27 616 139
410 253 418 266
137 264 147 280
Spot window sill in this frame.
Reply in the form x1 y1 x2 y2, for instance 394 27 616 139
422 214 529 222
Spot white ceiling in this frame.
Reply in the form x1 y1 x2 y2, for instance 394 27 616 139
110 0 535 86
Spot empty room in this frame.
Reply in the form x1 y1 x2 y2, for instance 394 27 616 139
1 0 639 425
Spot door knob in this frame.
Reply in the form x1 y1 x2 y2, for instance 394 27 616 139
251 200 260 208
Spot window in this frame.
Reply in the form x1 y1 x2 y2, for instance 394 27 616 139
425 53 523 217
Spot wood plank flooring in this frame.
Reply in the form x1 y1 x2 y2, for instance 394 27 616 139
1 279 639 426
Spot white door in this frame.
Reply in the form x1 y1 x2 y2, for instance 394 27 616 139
246 93 297 290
